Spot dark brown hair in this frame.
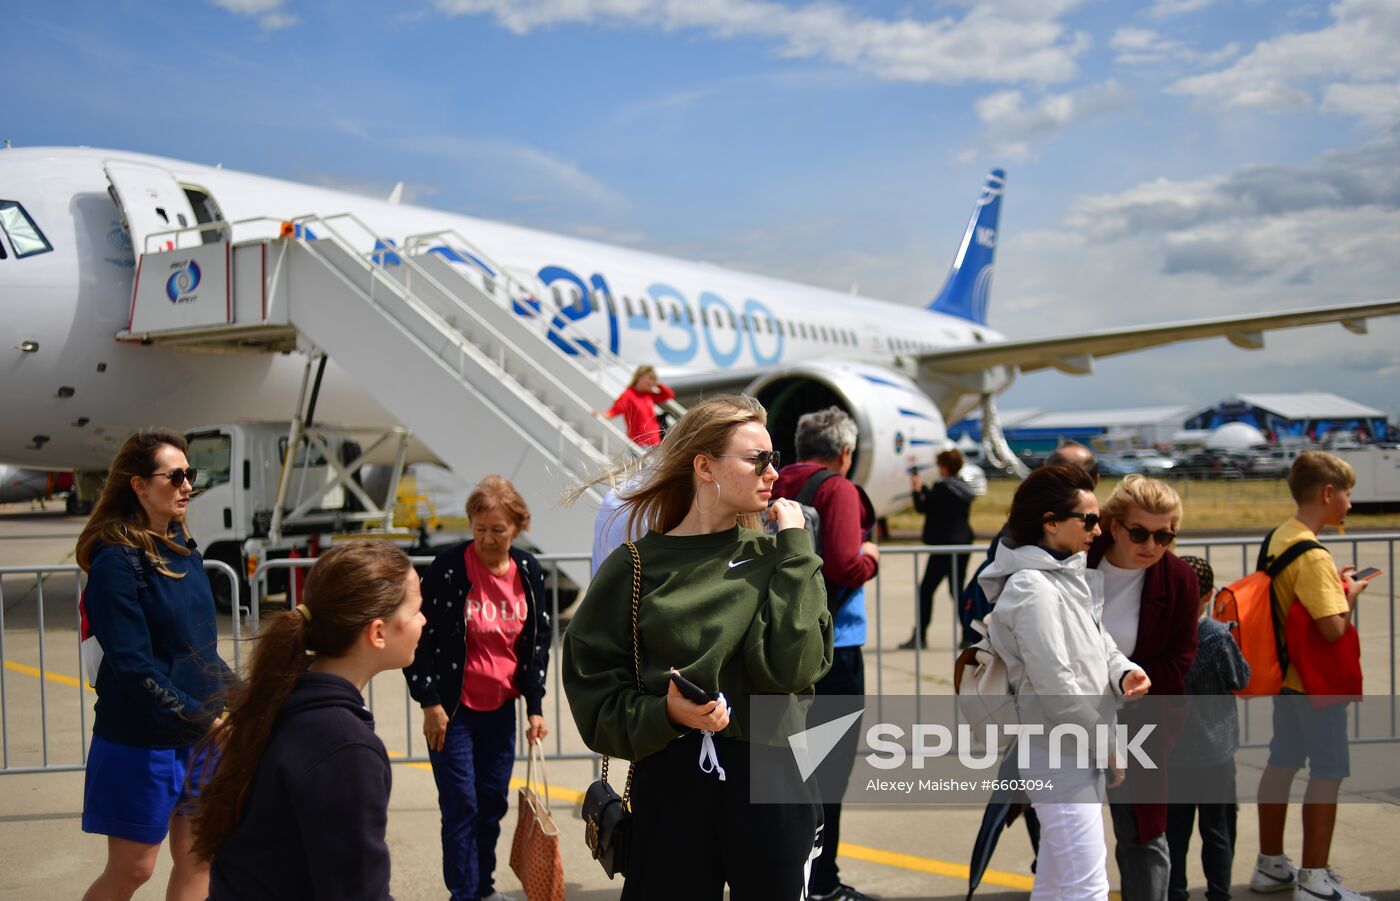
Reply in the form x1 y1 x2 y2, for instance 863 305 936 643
190 540 413 861
1006 463 1097 547
76 429 193 578
936 448 964 474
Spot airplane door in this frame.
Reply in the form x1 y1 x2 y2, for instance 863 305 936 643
104 160 203 253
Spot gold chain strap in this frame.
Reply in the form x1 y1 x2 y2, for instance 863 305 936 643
600 541 643 805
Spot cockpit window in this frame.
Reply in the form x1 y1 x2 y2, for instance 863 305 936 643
0 201 53 258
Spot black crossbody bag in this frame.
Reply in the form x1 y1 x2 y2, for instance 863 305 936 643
581 540 643 878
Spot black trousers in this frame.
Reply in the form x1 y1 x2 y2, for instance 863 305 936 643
1166 761 1238 901
809 646 865 896
917 552 970 637
622 733 822 901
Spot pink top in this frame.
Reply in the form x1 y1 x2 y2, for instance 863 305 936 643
460 548 526 712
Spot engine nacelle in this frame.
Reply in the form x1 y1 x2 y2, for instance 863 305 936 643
746 362 950 519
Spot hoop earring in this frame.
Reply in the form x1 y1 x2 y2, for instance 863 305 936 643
697 480 721 514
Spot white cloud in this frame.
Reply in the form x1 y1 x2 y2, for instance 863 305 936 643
209 0 298 30
1146 0 1213 19
432 0 1091 85
973 80 1132 159
392 135 627 210
1322 82 1400 129
1109 26 1237 66
1169 0 1400 120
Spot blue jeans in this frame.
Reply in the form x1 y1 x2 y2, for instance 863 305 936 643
428 703 517 901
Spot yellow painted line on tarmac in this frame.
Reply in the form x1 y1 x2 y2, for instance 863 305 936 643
3 659 92 691
4 663 1031 891
838 840 1035 892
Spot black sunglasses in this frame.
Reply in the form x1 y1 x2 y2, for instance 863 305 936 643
148 467 198 488
1050 510 1101 531
715 450 781 476
1122 524 1177 546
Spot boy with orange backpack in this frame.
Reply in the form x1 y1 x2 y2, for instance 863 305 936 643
1242 452 1379 901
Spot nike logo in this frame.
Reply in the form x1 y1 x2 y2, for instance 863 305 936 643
728 559 753 568
1297 888 1342 901
1256 870 1295 884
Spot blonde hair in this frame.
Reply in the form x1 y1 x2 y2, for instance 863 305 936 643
1288 450 1355 502
466 475 531 532
627 365 657 390
1101 473 1184 534
574 394 768 534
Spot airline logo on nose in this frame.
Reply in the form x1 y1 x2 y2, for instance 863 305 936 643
787 709 863 781
166 261 201 303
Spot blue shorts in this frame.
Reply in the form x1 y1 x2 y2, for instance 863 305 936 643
1267 691 1350 780
82 736 210 844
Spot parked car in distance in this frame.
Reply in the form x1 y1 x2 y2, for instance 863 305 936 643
1101 449 1177 476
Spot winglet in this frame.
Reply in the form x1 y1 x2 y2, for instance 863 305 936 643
928 169 1005 326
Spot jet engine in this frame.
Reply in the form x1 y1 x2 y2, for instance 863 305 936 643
746 362 951 519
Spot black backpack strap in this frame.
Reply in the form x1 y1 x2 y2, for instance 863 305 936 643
119 544 150 591
795 467 839 507
1254 528 1277 573
1265 539 1325 579
1260 534 1326 678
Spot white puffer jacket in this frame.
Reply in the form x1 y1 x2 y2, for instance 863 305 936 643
979 540 1143 737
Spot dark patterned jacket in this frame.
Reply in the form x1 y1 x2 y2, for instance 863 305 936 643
403 541 550 717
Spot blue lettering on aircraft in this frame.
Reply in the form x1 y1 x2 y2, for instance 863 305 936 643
526 264 787 370
700 292 742 367
537 265 597 356
649 283 697 365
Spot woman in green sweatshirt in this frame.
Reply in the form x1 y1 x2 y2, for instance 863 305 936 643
564 393 834 900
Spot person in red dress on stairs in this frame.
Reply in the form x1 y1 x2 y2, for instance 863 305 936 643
595 365 675 446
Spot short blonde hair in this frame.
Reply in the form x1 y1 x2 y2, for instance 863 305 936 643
466 475 531 532
1288 451 1355 503
1101 474 1184 534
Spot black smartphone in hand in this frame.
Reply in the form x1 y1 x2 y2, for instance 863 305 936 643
1352 566 1382 581
669 668 714 704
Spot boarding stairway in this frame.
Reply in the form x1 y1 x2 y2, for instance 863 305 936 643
119 213 667 567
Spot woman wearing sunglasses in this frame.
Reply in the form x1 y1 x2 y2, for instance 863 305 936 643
76 430 231 901
979 463 1150 901
1087 474 1200 901
564 393 832 900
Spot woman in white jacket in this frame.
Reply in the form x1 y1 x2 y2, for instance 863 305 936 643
979 463 1151 900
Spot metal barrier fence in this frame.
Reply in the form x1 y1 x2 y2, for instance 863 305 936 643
1 536 1396 774
0 560 242 775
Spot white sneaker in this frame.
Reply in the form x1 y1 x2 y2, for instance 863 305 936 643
1251 853 1297 893
1295 868 1374 901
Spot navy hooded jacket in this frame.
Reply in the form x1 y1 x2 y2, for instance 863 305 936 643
209 672 393 901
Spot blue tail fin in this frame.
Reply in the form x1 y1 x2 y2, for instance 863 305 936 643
928 169 1005 325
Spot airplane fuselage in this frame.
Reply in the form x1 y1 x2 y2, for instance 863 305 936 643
1 147 1007 473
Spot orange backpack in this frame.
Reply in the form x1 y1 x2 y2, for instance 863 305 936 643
1212 529 1323 697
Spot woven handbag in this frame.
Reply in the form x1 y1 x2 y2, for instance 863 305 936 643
581 540 642 878
509 740 565 901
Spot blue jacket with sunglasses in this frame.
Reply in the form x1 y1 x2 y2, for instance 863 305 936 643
85 526 231 748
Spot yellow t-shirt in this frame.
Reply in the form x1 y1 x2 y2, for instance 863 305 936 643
1267 518 1350 692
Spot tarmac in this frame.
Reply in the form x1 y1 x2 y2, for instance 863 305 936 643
1 501 1397 900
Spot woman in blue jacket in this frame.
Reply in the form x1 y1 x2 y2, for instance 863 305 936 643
76 429 231 901
405 475 552 901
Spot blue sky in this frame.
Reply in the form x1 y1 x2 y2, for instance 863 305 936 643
8 0 1400 418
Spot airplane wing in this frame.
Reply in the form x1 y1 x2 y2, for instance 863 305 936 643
917 299 1400 376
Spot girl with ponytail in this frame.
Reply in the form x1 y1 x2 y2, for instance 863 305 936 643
192 540 425 900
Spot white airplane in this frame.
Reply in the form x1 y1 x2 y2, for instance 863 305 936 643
2 145 1397 536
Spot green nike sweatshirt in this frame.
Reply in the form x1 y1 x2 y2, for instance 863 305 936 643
562 525 833 762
